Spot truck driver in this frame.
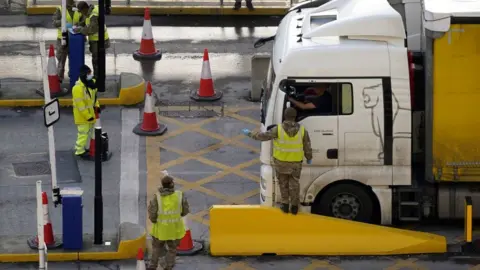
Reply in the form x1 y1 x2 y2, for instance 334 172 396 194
288 84 333 115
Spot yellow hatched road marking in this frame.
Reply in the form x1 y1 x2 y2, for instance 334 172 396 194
222 261 257 270
303 260 343 270
384 258 428 270
146 106 261 231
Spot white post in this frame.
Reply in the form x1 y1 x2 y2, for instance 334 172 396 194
61 0 67 46
39 41 59 206
36 181 46 270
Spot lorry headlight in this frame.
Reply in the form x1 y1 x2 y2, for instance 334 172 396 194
260 176 267 190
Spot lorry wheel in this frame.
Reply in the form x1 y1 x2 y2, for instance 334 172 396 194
313 183 374 223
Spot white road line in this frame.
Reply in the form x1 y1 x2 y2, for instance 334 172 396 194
120 108 140 225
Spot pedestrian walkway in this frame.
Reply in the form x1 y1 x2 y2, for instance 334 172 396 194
26 0 290 15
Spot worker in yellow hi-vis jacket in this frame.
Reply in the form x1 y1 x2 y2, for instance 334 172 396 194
72 65 100 159
74 1 110 78
51 0 83 82
148 175 190 270
242 107 313 215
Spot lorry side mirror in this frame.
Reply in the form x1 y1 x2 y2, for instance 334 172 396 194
286 101 291 108
279 79 287 93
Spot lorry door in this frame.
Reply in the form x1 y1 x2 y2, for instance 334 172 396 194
288 79 340 167
338 78 393 184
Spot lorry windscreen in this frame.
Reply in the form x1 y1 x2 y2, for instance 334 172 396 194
261 61 276 124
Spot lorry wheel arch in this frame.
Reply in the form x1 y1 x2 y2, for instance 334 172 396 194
310 180 381 224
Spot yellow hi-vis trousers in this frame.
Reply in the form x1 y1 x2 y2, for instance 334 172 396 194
75 123 94 155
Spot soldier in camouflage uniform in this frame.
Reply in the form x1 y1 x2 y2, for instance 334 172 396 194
51 0 83 82
243 107 312 215
147 174 190 270
75 1 111 78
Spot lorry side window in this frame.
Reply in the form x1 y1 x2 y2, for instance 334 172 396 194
261 61 276 124
285 82 354 120
266 65 276 103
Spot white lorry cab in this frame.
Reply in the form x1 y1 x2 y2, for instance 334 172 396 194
259 0 410 225
259 0 480 226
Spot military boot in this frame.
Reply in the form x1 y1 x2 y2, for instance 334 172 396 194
233 1 241 10
291 205 299 215
246 1 255 11
76 151 90 160
280 203 289 213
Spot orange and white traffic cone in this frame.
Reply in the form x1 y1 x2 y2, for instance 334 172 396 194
190 48 223 102
41 192 55 246
133 8 162 61
177 216 203 255
86 110 112 162
37 44 68 98
27 192 63 250
133 82 167 136
136 248 146 270
88 111 100 159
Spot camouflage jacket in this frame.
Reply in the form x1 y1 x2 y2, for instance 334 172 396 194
148 187 190 223
52 8 78 29
248 120 313 174
79 5 99 36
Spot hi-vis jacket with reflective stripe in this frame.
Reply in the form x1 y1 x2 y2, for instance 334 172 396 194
151 190 186 241
86 5 109 41
273 125 305 162
72 79 99 125
56 6 81 39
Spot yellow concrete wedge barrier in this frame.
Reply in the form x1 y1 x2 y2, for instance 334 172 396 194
0 72 145 107
0 222 146 263
209 205 447 256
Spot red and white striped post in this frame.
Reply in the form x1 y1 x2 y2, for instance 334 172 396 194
36 181 47 270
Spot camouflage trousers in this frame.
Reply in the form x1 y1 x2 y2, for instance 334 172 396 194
56 39 68 80
275 167 301 206
88 39 111 78
148 237 180 270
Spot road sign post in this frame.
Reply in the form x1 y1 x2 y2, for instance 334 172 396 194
94 126 103 245
39 41 62 207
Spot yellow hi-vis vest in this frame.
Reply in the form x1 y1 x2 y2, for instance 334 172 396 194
85 5 109 41
273 125 305 162
56 6 82 39
72 79 99 125
151 191 186 241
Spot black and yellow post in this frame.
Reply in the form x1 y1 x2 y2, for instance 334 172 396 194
93 0 110 245
462 196 474 252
